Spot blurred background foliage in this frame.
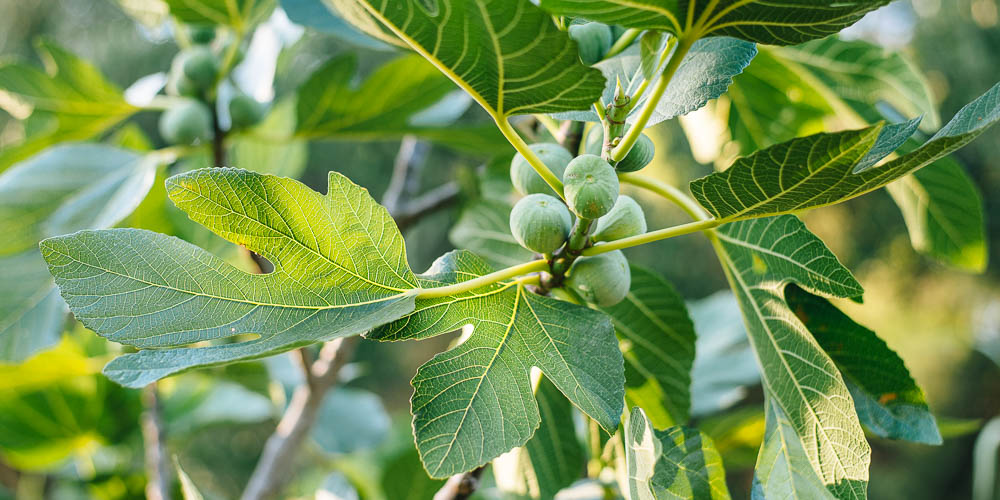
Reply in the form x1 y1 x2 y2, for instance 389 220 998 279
0 1 999 499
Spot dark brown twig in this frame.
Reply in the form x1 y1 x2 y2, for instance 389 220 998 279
433 466 486 500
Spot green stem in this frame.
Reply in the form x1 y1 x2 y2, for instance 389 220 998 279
414 259 547 299
567 218 596 254
602 28 642 60
610 35 695 162
496 117 566 199
582 218 720 256
618 172 708 221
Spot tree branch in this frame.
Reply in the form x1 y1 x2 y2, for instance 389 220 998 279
433 466 486 500
141 383 171 500
240 337 359 500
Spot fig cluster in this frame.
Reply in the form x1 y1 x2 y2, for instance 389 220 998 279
507 137 654 307
158 27 265 146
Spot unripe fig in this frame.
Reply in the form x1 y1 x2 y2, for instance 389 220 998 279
569 22 612 65
565 250 630 307
229 95 266 129
510 143 573 196
615 134 654 172
592 195 646 242
188 25 216 45
563 154 619 219
583 126 655 172
167 56 200 97
180 47 219 90
509 194 573 254
159 99 213 145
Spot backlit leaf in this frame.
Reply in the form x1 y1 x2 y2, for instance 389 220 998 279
340 0 606 117
42 169 420 387
369 250 624 478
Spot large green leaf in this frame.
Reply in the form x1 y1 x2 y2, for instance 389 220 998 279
41 169 420 387
785 285 941 445
164 0 276 28
539 0 889 45
449 200 534 269
0 143 159 362
624 407 731 500
369 250 624 478
493 374 585 499
885 155 987 272
553 36 757 128
691 82 1000 222
341 0 606 117
752 397 837 500
0 41 138 170
602 266 696 428
711 216 869 499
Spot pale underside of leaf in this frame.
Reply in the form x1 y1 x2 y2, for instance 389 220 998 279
711 216 869 499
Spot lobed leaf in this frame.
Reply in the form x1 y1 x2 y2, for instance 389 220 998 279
711 216 869 499
42 169 419 387
539 0 890 46
602 266 696 427
785 285 941 444
340 0 606 117
624 407 731 500
752 397 838 500
369 250 624 478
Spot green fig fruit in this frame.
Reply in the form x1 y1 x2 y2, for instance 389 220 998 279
565 250 630 307
510 142 573 196
229 95 266 129
563 154 619 219
188 25 216 45
510 193 573 254
569 22 613 65
592 195 646 242
615 134 654 172
159 99 213 145
180 47 219 90
583 126 655 172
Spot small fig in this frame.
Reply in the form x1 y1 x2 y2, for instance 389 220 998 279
563 154 619 219
180 47 219 90
583 126 655 172
510 194 573 254
229 95 266 129
188 25 216 45
615 134 654 172
159 99 213 145
166 56 200 97
510 142 573 196
569 22 613 65
565 250 630 307
592 195 646 242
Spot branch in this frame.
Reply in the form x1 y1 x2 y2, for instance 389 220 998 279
433 466 486 500
141 384 171 500
240 337 359 500
394 182 461 232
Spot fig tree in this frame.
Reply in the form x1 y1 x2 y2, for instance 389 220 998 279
592 195 646 242
229 95 266 129
563 154 619 219
159 99 213 145
565 250 630 307
509 194 573 254
569 22 612 65
510 142 573 196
